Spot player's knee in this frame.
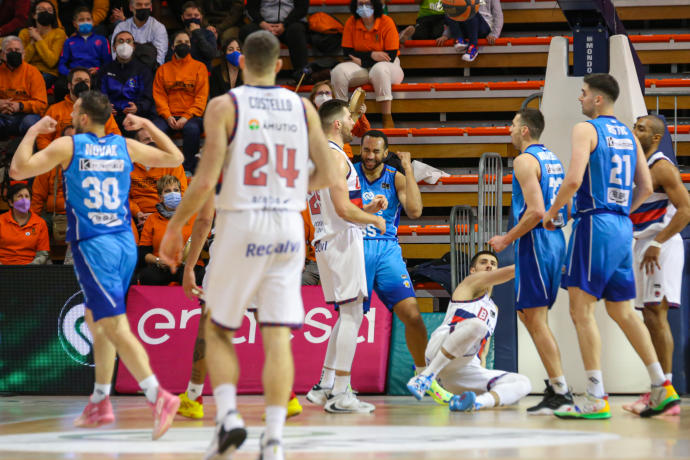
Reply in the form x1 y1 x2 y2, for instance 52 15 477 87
394 299 421 323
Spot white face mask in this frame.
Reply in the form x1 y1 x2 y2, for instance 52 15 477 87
116 42 134 60
314 93 332 108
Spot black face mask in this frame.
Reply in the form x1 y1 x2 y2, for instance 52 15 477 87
36 11 55 26
6 51 22 68
183 18 201 28
174 44 190 58
72 81 90 98
135 8 150 21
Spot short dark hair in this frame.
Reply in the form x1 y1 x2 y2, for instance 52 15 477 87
584 73 620 102
242 30 280 75
171 30 190 46
77 90 112 125
470 250 498 269
350 0 384 18
181 1 202 15
8 182 31 202
362 129 388 150
637 114 666 137
318 99 349 131
31 1 58 28
68 66 90 84
518 108 545 140
72 6 91 20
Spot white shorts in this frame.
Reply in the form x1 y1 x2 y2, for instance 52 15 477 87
204 210 305 329
633 233 684 310
314 226 368 305
426 327 507 394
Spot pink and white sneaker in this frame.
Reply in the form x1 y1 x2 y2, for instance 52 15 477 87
149 388 180 440
623 392 650 414
74 396 115 428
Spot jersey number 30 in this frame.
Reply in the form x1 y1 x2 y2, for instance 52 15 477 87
82 177 121 210
244 143 299 188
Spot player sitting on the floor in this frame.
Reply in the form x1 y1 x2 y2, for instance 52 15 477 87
407 251 531 411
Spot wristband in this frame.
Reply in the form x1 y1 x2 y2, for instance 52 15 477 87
647 240 662 249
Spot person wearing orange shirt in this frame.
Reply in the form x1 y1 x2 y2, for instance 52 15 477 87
0 182 50 265
137 175 203 285
152 30 209 173
330 0 403 129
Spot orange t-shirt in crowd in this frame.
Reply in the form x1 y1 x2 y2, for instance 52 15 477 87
139 211 201 265
301 207 315 262
342 15 400 55
130 163 188 216
0 211 50 264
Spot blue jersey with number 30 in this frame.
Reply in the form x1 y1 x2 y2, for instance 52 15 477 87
64 133 133 242
575 116 637 216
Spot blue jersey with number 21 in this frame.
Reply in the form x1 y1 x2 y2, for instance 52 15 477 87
64 133 133 242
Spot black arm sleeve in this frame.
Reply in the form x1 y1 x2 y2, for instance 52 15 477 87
342 47 375 68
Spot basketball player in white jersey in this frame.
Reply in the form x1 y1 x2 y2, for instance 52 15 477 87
624 115 690 415
159 30 337 460
407 251 531 412
305 99 386 413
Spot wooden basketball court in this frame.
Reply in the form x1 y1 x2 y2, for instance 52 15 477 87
0 395 686 459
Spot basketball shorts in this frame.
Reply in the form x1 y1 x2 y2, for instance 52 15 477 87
71 230 137 322
562 213 636 301
315 226 368 306
362 238 416 313
633 233 684 310
515 227 566 310
204 210 305 330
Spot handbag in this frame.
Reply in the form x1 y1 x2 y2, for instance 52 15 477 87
52 167 67 243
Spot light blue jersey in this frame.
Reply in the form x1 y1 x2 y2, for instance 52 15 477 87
354 163 401 240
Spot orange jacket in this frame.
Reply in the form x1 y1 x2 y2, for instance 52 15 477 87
36 95 121 149
301 207 315 262
31 167 65 214
129 163 188 216
153 54 209 120
139 210 201 265
343 113 370 158
342 15 399 54
0 210 50 264
19 27 67 77
0 61 47 115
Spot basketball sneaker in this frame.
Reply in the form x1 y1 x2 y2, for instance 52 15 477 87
74 396 115 428
287 395 303 418
427 378 454 405
178 392 204 419
324 388 375 414
554 393 610 420
622 392 650 415
462 44 478 62
306 384 331 406
406 373 433 400
449 392 476 412
259 433 284 460
639 381 680 418
527 380 574 415
149 388 180 440
454 39 469 52
204 410 247 460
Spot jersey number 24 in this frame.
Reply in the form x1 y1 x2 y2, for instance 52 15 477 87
243 143 299 188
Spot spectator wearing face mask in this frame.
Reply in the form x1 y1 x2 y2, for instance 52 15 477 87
0 182 50 265
129 127 188 229
98 30 154 133
137 175 204 286
0 36 47 139
58 7 111 78
174 1 218 71
18 1 67 90
36 67 120 149
152 30 208 173
112 0 169 66
209 37 242 98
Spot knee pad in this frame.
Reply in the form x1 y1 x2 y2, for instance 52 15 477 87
338 302 364 328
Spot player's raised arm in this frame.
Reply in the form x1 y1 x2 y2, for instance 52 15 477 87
630 135 653 213
10 116 72 180
393 151 423 219
304 97 339 191
124 114 184 168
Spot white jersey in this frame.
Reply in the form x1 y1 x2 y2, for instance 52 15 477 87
438 293 498 338
215 85 310 212
631 151 677 239
307 141 362 242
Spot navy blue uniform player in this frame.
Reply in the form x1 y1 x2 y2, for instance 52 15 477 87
488 108 573 415
543 74 680 419
11 91 185 438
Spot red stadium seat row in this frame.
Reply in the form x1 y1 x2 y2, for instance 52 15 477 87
403 34 690 48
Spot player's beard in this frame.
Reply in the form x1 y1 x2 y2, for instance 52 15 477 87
342 124 353 144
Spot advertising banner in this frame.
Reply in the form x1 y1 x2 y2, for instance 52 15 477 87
115 286 392 394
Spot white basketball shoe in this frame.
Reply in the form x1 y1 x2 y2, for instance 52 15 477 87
324 388 375 414
306 384 332 406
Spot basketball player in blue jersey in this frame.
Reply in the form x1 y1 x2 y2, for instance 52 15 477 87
10 91 185 439
488 108 574 415
354 130 453 405
623 114 690 416
543 74 680 418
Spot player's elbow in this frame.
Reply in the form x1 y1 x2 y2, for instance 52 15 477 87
9 165 27 181
563 176 582 192
406 203 423 219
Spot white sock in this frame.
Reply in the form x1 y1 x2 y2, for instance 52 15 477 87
475 392 495 409
665 373 672 383
549 376 568 395
491 374 532 406
585 370 605 398
647 362 665 386
332 374 350 395
264 405 286 442
187 381 204 401
214 383 237 422
424 352 450 378
321 317 340 385
319 368 335 389
138 375 159 404
91 383 111 403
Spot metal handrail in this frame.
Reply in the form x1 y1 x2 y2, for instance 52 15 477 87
478 152 503 250
449 205 476 292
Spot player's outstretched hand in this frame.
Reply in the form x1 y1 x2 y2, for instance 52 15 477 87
374 215 386 235
30 116 57 134
159 227 183 273
488 234 508 253
640 244 661 275
123 114 149 132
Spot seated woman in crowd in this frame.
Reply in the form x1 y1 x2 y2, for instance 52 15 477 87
309 79 368 158
18 0 67 89
209 37 242 99
330 0 402 129
0 182 50 265
137 175 204 286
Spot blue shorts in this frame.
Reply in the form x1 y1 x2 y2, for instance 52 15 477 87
362 239 416 313
515 227 566 310
72 231 137 321
562 212 635 301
